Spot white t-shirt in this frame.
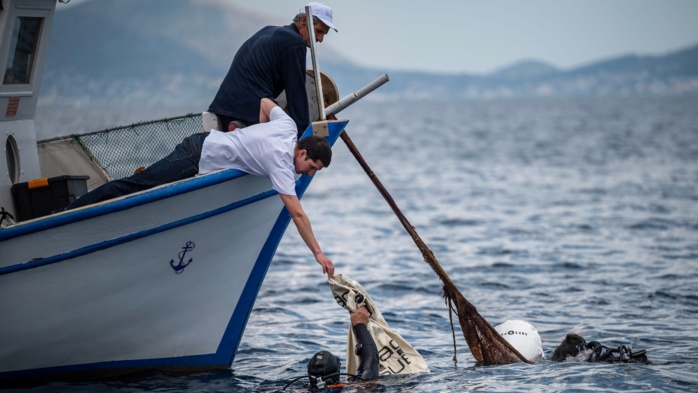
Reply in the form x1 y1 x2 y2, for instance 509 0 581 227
198 106 298 195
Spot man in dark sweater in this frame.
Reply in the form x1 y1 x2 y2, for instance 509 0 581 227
208 2 337 136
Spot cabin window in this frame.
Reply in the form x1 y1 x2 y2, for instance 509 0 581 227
3 16 43 85
5 135 21 184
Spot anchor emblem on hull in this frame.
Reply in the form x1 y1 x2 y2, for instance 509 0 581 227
170 241 196 274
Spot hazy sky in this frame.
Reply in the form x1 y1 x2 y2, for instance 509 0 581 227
62 0 698 74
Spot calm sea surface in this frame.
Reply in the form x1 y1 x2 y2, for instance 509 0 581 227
13 96 698 392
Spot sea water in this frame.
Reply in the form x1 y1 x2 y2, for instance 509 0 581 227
12 96 698 392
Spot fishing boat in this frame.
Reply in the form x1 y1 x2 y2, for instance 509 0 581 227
0 0 366 381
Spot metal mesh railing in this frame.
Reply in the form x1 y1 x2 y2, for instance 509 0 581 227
74 113 203 180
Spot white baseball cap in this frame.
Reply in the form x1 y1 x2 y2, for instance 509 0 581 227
299 2 337 32
495 320 544 361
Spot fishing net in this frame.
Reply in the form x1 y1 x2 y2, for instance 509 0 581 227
339 130 529 366
69 113 202 181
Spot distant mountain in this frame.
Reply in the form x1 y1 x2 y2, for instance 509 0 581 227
490 60 560 80
39 0 698 110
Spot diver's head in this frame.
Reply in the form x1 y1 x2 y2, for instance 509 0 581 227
308 350 341 385
551 333 587 361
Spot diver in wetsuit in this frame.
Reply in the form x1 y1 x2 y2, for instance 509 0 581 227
551 333 650 364
285 306 378 390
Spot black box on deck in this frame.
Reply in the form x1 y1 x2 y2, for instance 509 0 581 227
11 175 89 221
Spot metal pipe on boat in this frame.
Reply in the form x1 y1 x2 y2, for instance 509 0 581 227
325 74 390 117
305 5 326 120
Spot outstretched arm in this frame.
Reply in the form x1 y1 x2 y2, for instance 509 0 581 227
279 193 334 277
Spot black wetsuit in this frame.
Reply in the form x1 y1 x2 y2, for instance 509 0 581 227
551 333 650 364
585 341 650 364
297 323 379 389
351 322 379 380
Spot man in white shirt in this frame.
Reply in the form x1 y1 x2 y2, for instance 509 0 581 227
65 98 335 277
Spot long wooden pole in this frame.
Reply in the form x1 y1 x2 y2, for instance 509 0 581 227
332 123 456 286
331 117 528 365
305 13 527 364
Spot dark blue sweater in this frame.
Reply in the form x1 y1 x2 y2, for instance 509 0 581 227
208 24 309 134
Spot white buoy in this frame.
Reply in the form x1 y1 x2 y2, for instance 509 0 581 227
495 320 544 361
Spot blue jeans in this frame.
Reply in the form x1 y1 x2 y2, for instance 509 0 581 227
66 132 209 210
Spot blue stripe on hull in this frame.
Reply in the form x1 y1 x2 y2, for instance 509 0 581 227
0 188 278 275
0 168 249 242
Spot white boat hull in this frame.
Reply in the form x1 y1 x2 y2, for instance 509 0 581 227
0 121 348 380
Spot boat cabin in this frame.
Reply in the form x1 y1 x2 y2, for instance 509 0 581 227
0 0 56 224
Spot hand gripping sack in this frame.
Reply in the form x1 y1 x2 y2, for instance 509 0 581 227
328 274 429 376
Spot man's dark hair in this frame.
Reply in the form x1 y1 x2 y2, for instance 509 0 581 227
298 135 332 168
